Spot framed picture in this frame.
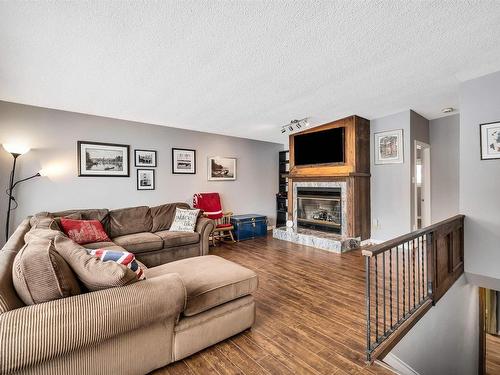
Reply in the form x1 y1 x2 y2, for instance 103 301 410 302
208 156 237 181
134 149 157 167
480 121 500 160
172 148 196 174
137 169 155 190
78 141 130 177
374 129 404 165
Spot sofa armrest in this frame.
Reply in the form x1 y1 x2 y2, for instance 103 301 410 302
195 217 215 255
0 273 186 374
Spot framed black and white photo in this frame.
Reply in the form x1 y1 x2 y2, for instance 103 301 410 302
374 129 404 165
134 149 157 167
137 169 155 190
172 148 196 174
78 141 130 177
208 156 236 181
480 121 500 160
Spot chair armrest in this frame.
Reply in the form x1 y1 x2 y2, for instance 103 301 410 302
0 273 186 373
195 217 215 255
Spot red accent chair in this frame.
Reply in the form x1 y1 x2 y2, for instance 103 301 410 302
193 193 235 246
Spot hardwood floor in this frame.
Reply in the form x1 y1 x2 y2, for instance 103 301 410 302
152 234 395 375
487 333 500 375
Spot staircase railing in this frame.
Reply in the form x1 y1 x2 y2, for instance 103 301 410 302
362 215 465 362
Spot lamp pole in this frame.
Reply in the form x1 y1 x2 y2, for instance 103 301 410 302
5 153 20 243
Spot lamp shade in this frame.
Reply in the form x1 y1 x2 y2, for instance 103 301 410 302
2 143 30 155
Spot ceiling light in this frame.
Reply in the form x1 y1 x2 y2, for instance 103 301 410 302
280 117 310 134
442 107 454 113
281 127 286 134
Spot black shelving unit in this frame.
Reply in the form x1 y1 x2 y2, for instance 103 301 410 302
276 150 289 227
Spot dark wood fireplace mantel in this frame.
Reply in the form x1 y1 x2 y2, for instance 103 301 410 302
288 115 371 240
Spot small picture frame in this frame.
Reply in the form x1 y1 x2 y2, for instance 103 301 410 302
134 149 157 167
374 129 404 165
77 141 130 177
137 169 155 190
480 121 500 160
208 156 237 181
172 148 196 174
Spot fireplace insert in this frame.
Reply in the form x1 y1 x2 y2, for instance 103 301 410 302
296 187 341 233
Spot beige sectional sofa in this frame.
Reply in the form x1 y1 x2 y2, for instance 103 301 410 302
33 202 214 267
0 204 258 374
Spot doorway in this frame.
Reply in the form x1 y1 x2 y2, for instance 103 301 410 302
414 141 431 230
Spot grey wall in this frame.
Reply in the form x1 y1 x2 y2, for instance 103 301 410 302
410 110 430 229
459 71 500 279
390 275 478 375
430 114 460 223
370 110 412 241
0 101 283 246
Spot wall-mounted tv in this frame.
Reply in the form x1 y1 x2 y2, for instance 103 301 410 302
294 127 345 166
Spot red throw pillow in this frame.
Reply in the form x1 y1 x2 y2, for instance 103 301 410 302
59 218 110 245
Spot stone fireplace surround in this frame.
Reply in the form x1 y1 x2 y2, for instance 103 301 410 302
273 180 362 253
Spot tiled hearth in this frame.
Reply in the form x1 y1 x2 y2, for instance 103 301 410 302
272 180 363 253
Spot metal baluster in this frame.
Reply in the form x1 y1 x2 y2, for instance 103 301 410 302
417 236 420 304
421 235 425 299
402 242 406 317
383 251 386 335
389 248 393 329
365 256 371 361
375 255 379 341
412 239 416 310
396 244 399 322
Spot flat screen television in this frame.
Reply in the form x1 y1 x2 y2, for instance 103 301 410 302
294 127 345 165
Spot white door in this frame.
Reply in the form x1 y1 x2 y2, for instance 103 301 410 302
414 141 431 229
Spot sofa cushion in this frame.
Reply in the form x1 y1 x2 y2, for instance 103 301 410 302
144 255 258 316
82 241 119 250
28 216 60 230
169 208 200 232
12 238 81 305
150 203 190 232
112 232 163 253
50 209 108 222
155 230 200 248
108 206 153 237
0 250 26 313
54 235 138 291
24 228 66 244
59 218 111 245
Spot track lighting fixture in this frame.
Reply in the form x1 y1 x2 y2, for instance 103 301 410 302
280 117 310 134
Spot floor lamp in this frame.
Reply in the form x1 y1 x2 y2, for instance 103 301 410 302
3 144 41 242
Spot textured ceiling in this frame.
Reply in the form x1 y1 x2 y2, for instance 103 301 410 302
1 1 500 143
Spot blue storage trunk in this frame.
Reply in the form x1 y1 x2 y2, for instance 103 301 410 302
230 214 268 241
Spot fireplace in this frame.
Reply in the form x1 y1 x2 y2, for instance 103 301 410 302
296 187 342 234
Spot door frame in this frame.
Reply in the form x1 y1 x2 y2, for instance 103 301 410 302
413 141 431 229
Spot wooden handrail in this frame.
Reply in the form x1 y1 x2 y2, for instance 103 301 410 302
362 214 465 257
364 214 465 362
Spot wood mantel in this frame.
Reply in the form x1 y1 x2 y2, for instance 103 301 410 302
288 115 371 240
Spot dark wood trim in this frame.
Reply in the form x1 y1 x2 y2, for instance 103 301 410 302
479 287 486 375
77 140 130 177
362 214 465 257
171 148 197 174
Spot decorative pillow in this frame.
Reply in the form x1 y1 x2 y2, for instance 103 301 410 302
59 218 110 245
54 235 138 291
24 228 66 244
169 208 200 232
12 238 81 305
88 249 145 280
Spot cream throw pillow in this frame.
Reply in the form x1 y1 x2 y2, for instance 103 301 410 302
169 208 200 232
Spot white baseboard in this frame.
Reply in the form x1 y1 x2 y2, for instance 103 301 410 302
383 353 420 375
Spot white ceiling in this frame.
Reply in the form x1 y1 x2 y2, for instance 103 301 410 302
1 1 500 144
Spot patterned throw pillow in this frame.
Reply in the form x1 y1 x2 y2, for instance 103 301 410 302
59 218 110 245
88 249 145 280
169 208 200 232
